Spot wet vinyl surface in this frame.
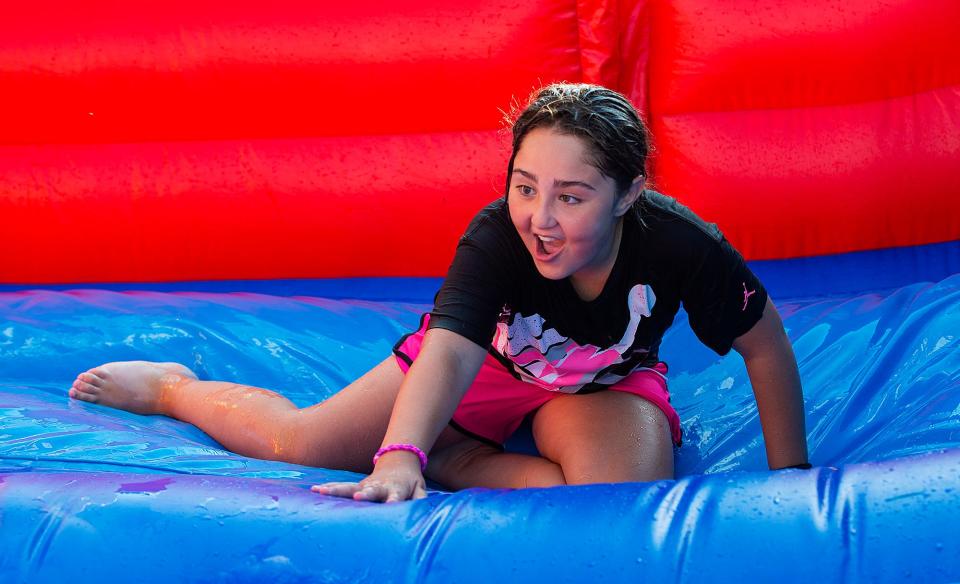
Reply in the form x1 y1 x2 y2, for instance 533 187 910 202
2 277 958 478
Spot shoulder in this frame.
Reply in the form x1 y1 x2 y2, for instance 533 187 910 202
446 198 527 279
636 190 724 245
458 198 521 253
637 191 740 278
633 190 731 264
462 198 511 238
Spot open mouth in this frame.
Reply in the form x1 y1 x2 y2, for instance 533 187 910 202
535 234 562 259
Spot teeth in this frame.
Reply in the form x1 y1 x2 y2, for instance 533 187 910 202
536 235 557 242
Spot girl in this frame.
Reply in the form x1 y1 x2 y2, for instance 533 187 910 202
69 84 809 503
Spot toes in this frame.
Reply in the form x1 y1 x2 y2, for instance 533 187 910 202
87 368 110 383
78 371 105 387
69 387 98 403
72 379 100 395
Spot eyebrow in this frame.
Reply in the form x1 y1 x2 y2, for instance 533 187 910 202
512 168 597 191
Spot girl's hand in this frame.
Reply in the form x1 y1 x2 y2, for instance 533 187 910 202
311 458 427 503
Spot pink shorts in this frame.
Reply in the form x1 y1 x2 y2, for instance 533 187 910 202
393 315 683 449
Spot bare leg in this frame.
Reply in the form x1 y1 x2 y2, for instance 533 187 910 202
70 359 656 488
70 361 198 415
426 438 566 489
69 358 520 476
532 391 675 483
427 392 675 489
71 358 409 473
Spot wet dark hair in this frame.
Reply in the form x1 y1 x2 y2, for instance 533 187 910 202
504 83 651 198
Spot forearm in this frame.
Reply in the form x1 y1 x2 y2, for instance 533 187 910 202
743 336 809 469
733 298 810 470
377 328 485 469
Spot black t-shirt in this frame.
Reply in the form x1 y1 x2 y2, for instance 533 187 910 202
428 190 768 394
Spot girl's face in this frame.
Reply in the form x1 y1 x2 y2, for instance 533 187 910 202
508 127 641 300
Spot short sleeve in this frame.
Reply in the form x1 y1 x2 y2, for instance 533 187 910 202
428 208 514 348
679 233 768 355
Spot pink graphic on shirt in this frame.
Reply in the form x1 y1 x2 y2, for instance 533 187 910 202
493 284 657 392
742 282 756 311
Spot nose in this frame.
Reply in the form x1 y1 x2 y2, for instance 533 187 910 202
530 196 556 230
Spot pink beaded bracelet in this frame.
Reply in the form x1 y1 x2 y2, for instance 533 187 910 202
373 443 428 472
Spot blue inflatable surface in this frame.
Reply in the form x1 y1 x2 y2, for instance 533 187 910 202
2 258 959 582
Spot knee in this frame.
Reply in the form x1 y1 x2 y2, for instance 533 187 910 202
254 410 310 465
427 440 568 490
551 424 675 484
559 449 674 485
535 393 676 485
425 440 496 486
568 464 674 485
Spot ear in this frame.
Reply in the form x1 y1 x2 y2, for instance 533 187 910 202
613 176 646 217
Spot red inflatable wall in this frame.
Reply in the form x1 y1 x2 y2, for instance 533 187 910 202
1 0 641 283
1 0 957 283
647 0 960 259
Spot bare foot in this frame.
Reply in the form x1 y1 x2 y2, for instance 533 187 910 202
69 361 198 416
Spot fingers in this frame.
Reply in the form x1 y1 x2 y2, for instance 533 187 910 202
310 483 392 502
311 482 361 498
412 484 428 500
359 485 394 501
311 480 425 503
310 481 391 502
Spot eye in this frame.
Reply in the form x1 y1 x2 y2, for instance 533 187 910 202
559 193 582 205
515 184 535 197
